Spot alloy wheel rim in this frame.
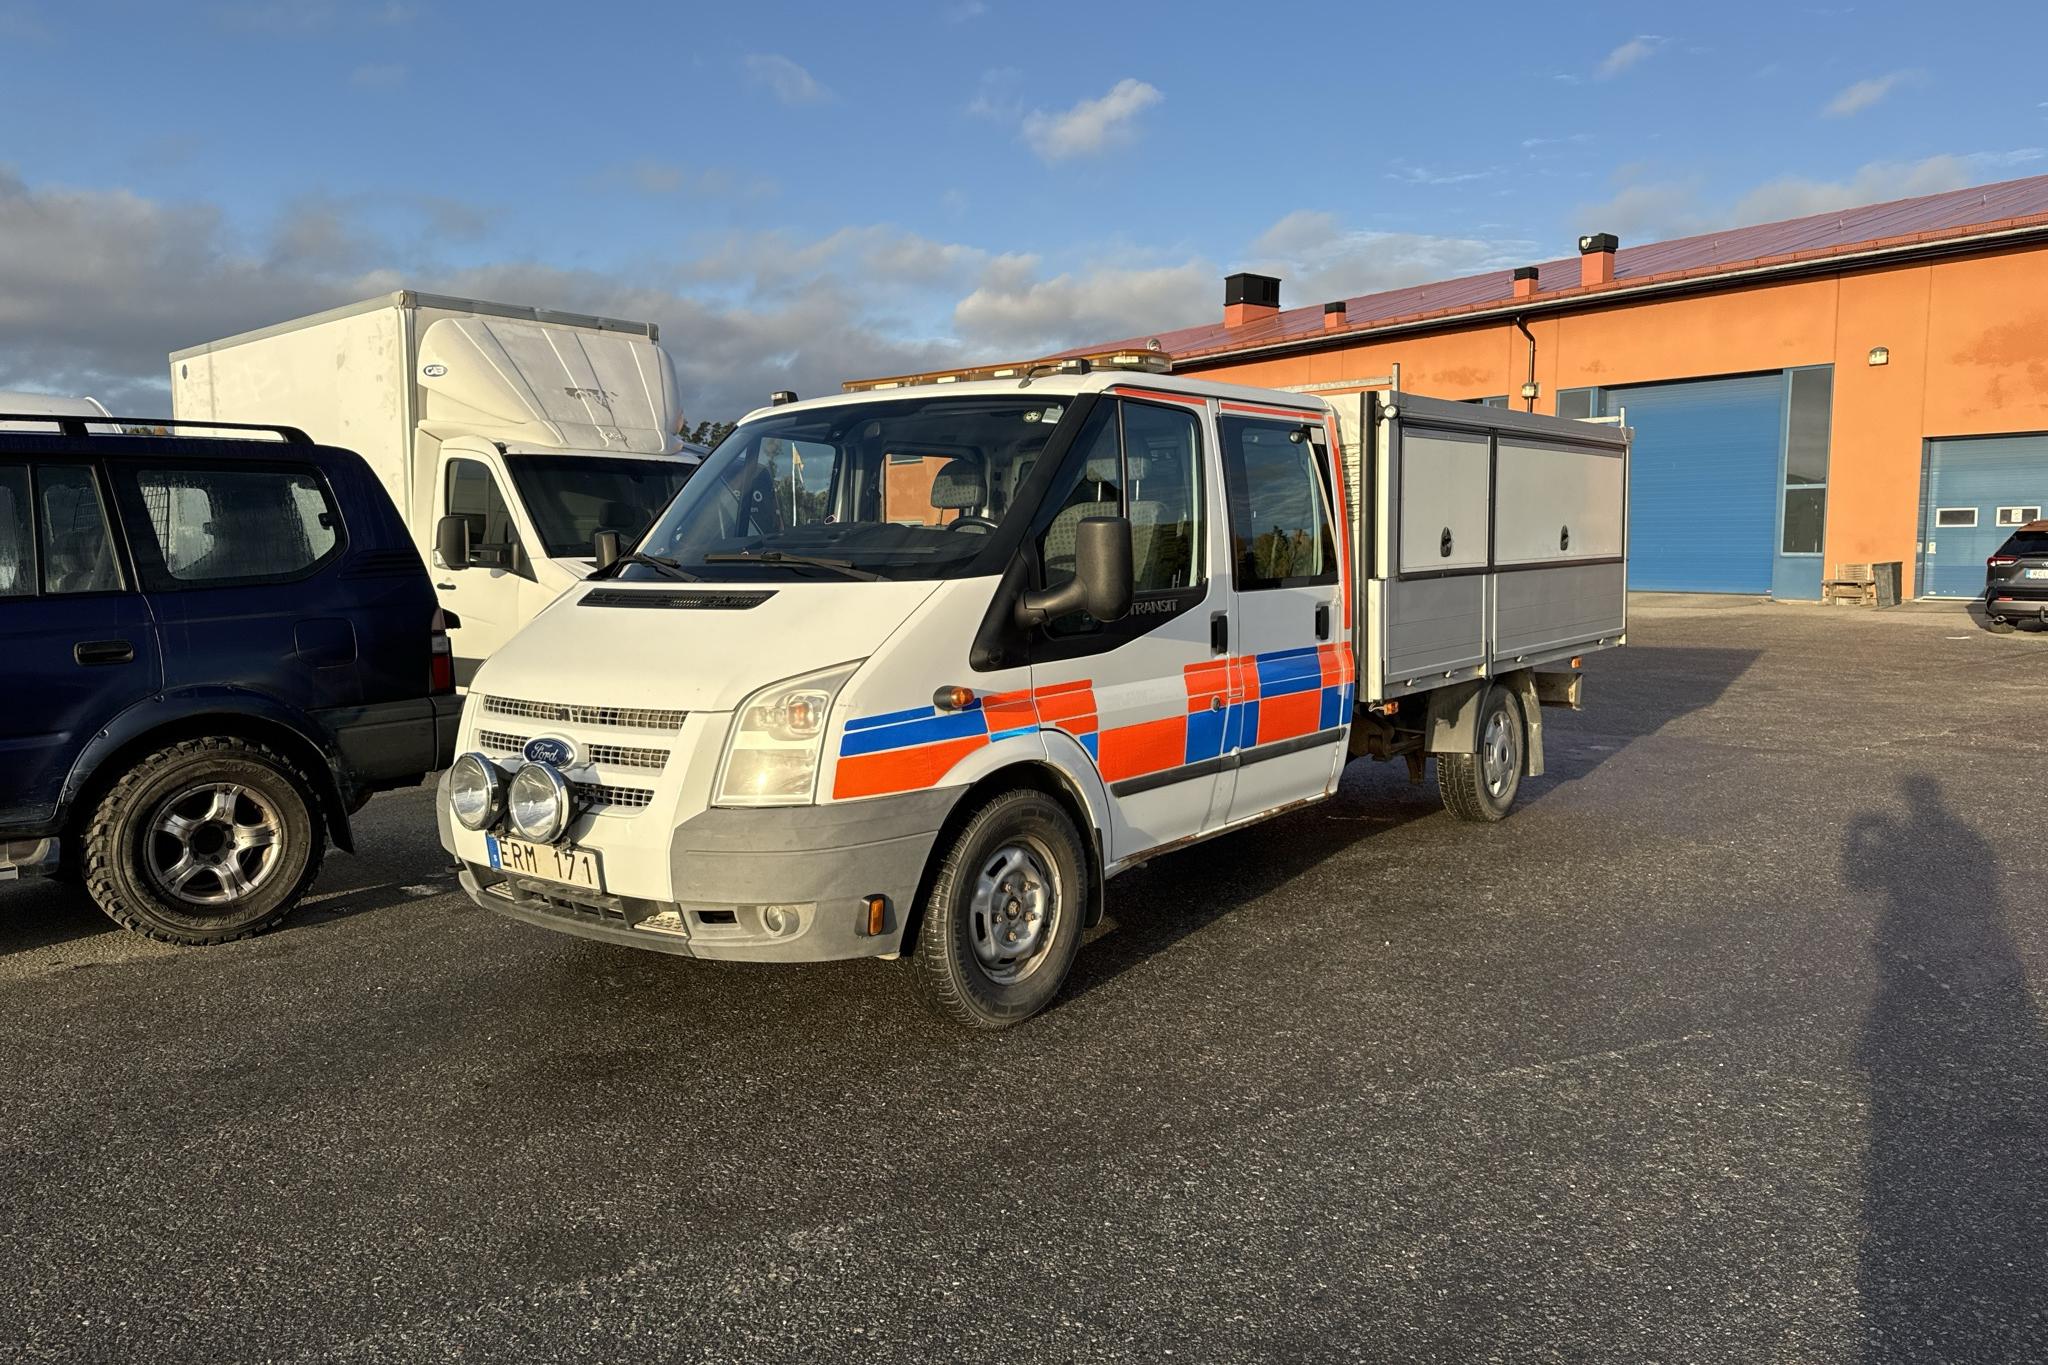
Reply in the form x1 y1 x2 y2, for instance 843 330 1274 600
968 839 1059 985
1481 710 1517 797
145 782 283 908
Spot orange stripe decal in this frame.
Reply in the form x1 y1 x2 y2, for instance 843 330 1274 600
833 735 986 800
1096 715 1187 782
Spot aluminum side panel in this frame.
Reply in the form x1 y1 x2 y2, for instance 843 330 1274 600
1492 563 1628 661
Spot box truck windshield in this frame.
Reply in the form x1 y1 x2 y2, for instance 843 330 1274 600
506 454 696 558
624 394 1071 583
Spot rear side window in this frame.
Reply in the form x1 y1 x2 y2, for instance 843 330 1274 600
37 465 122 594
0 465 30 597
123 465 341 589
1999 530 2048 557
1218 414 1337 589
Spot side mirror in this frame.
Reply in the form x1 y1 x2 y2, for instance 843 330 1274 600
592 529 622 570
1015 515 1134 628
434 515 471 570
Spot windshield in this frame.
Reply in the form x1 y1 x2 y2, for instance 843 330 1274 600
622 395 1071 581
505 454 696 558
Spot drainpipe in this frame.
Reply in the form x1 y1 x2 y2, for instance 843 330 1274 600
1514 315 1537 412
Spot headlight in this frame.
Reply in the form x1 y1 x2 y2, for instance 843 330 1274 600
449 752 506 831
714 661 860 807
507 762 576 842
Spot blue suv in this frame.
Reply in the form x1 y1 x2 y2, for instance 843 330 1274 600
0 414 458 943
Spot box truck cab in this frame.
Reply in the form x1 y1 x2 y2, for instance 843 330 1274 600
171 292 695 682
437 364 1629 1028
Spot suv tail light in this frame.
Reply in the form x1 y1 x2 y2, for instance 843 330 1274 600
1988 555 2018 567
430 608 456 694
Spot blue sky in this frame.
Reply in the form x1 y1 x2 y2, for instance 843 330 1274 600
2 0 2044 419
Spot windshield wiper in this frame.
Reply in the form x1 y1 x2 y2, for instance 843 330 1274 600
595 551 700 582
701 550 883 581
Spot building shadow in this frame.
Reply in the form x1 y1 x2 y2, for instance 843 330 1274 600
1846 774 2047 1362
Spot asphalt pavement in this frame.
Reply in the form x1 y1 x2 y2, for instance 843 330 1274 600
3 601 2043 1363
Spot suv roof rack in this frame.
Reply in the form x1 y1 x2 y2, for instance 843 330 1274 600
0 414 312 443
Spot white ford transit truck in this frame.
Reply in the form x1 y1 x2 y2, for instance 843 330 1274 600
170 291 696 683
435 361 1629 1028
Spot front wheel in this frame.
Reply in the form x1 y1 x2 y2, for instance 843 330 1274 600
1436 686 1525 823
911 789 1087 1030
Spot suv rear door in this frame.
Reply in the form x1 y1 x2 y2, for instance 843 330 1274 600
0 459 162 829
107 459 359 710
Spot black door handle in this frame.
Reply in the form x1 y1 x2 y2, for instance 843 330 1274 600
1314 602 1331 640
75 639 135 666
1210 611 1229 655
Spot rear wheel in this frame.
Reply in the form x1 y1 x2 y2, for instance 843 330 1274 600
1437 686 1525 823
83 737 324 945
911 789 1086 1030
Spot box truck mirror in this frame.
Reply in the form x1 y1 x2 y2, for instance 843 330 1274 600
435 515 471 570
592 529 622 570
1014 515 1134 628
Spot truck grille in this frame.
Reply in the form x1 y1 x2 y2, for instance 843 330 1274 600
572 780 654 811
475 729 669 771
482 695 686 732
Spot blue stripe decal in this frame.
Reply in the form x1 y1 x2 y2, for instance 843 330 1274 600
1184 709 1226 765
1319 684 1344 730
1079 732 1099 759
839 708 989 757
1255 649 1322 697
988 725 1037 744
844 704 938 733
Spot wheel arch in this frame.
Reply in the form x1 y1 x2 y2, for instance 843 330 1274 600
62 693 354 857
898 752 1108 960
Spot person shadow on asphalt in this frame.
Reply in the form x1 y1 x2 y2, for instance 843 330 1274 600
1846 775 2047 1363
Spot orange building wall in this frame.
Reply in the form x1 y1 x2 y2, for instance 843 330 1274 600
1188 243 2048 597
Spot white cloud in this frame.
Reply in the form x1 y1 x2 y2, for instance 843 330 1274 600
1598 35 1665 79
952 255 1215 355
1247 210 1532 304
1823 69 1920 117
1385 161 1497 186
1021 78 1162 162
350 62 406 87
1574 151 2037 242
744 53 831 106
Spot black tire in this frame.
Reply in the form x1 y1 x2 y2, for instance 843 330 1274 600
83 736 324 945
1437 686 1525 823
911 788 1088 1030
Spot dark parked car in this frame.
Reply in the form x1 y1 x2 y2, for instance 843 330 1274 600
1986 519 2048 628
0 414 458 943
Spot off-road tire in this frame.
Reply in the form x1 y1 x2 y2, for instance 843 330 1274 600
83 736 324 945
911 789 1087 1030
1437 686 1525 823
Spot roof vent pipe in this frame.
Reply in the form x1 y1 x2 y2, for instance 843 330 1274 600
1577 233 1618 287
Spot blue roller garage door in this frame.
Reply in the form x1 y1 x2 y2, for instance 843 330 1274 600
1918 435 2048 597
1604 374 1787 593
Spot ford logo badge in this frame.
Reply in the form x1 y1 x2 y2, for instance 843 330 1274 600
523 736 576 767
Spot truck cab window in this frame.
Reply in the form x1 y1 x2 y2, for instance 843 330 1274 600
1219 416 1336 589
0 465 29 596
446 459 520 561
1039 400 1205 596
37 465 121 594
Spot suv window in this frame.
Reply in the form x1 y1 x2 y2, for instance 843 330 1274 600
0 465 29 597
1999 530 2048 557
1218 414 1337 589
38 465 122 594
124 465 340 589
446 459 521 563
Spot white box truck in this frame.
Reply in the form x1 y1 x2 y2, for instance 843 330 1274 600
432 359 1629 1029
170 291 697 682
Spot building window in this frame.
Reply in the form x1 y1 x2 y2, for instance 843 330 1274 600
1780 367 1832 555
1934 507 1978 528
1556 388 1596 421
1461 396 1510 408
1996 505 2042 527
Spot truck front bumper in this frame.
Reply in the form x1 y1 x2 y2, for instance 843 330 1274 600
443 779 958 963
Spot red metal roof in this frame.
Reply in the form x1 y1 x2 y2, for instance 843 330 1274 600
1050 173 2048 364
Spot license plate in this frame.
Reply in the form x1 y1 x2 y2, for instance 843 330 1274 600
2026 568 2048 579
486 834 603 891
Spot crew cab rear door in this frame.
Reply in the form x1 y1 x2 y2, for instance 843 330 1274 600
1214 402 1352 824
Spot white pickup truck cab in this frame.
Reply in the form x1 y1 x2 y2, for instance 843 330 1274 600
437 364 1629 1028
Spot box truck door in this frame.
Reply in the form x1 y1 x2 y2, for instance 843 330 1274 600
1027 394 1228 860
435 453 532 682
1214 405 1350 824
